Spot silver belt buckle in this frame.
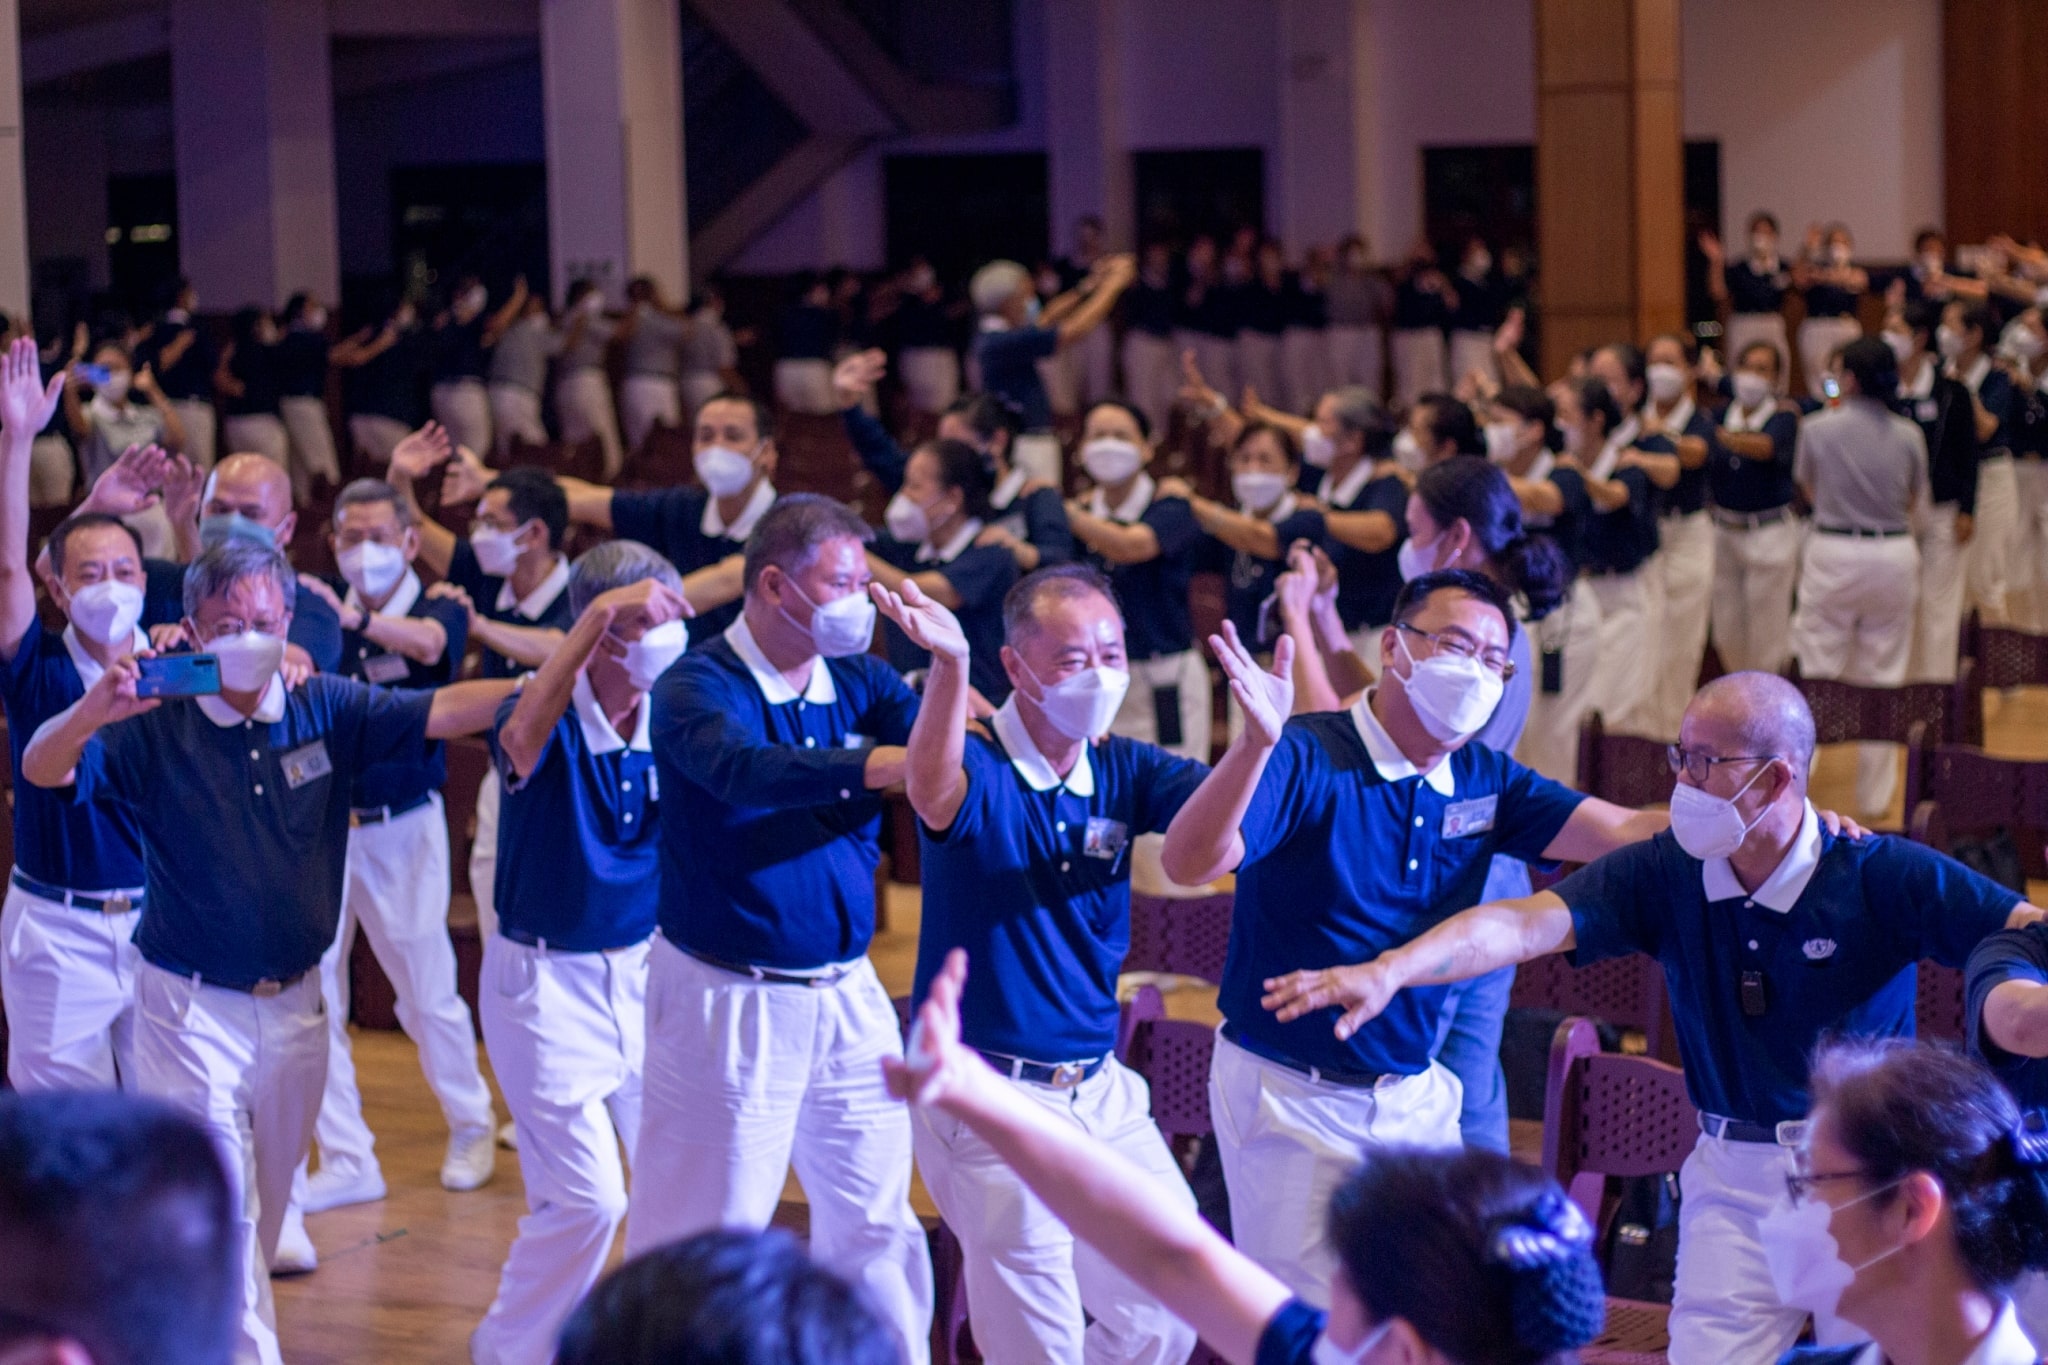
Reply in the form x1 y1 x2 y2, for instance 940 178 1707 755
252 979 283 998
102 892 131 916
1774 1120 1809 1147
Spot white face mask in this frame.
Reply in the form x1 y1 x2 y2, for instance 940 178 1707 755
619 619 689 692
1882 330 1916 364
470 525 523 577
1666 761 1773 860
1081 438 1144 486
337 541 407 603
1233 470 1289 513
1483 421 1521 463
68 579 144 647
1392 428 1426 471
1751 234 1777 260
1937 325 1967 360
1646 363 1688 404
208 630 286 692
1396 536 1445 583
579 290 606 316
780 579 876 658
1732 371 1773 410
1829 243 1853 267
695 444 756 498
1311 1318 1393 1365
303 306 328 331
1302 426 1338 469
884 491 935 544
1395 630 1503 744
1758 1180 1907 1321
1022 662 1130 741
98 372 132 404
461 286 488 315
2001 324 2045 362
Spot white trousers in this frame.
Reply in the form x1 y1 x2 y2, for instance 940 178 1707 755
308 797 493 1186
1650 511 1715 734
1516 579 1605 786
470 769 501 942
556 369 624 480
1011 431 1063 489
1111 648 1213 764
681 371 725 424
626 939 933 1365
1211 1035 1462 1307
1281 328 1330 417
773 358 838 415
2011 460 2048 632
2014 1272 2048 1356
1389 328 1446 409
349 413 410 467
620 374 681 455
1722 313 1790 378
1237 332 1283 409
489 383 548 458
224 412 290 467
431 378 493 456
0 878 142 1089
1121 332 1180 440
1710 516 1801 675
1791 533 1919 816
173 397 219 469
900 347 961 416
1796 315 1863 400
1909 503 1968 684
473 935 648 1365
1974 455 2022 629
1447 329 1499 392
279 394 341 497
1326 324 1385 400
1064 324 1116 411
1586 570 1655 736
135 962 326 1365
914 1059 1198 1365
1670 1135 1859 1365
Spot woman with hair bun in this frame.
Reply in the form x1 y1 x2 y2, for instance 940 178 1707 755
1773 1038 2048 1365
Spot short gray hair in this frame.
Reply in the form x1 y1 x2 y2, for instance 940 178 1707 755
1691 671 1818 783
1327 385 1391 440
182 540 297 619
969 260 1030 315
569 539 681 617
742 493 873 594
332 478 413 529
1002 563 1119 646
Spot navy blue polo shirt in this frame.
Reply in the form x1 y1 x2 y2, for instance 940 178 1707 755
444 542 573 678
434 316 489 382
1200 500 1327 643
973 325 1060 432
0 617 147 891
1255 1300 1325 1365
486 683 660 953
609 484 769 644
1561 812 2020 1127
70 674 433 987
1725 260 1787 315
875 529 1017 701
335 572 467 809
650 620 919 970
1392 278 1452 331
1310 464 1409 632
222 342 280 418
1574 466 1660 575
913 707 1208 1061
1219 702 1586 1077
1087 485 1197 661
140 557 343 674
1127 282 1176 338
1966 923 2048 1110
274 331 327 399
1708 405 1800 513
1804 281 1858 318
137 317 217 403
1644 404 1717 516
343 329 426 425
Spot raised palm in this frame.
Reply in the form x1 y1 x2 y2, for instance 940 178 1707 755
0 336 62 436
870 579 968 662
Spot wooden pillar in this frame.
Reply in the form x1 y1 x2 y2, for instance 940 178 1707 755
1534 0 1684 377
1942 0 2048 247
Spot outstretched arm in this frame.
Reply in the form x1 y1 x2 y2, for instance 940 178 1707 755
1159 622 1293 885
425 679 523 740
498 578 691 778
871 579 971 830
0 337 64 661
23 654 159 787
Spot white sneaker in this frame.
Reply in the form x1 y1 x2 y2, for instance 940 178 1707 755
271 1204 318 1276
302 1163 388 1214
441 1124 497 1192
497 1121 519 1152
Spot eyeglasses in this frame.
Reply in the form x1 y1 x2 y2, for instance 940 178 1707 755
201 617 288 640
1784 1168 1870 1206
1666 745 1779 785
1396 621 1515 679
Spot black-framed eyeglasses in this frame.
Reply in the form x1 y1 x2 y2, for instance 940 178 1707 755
1784 1168 1870 1206
1666 745 1780 785
1396 621 1515 679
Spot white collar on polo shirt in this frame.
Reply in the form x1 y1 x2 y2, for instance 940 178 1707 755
1653 394 1696 436
495 554 570 619
197 673 287 727
991 694 1094 796
1327 458 1375 508
61 623 148 691
1349 688 1456 797
917 517 984 566
1900 357 1936 400
990 466 1028 512
1089 472 1156 523
345 567 422 620
1590 413 1641 481
1848 1300 2036 1365
703 478 776 540
1701 799 1821 912
570 670 651 755
724 614 835 706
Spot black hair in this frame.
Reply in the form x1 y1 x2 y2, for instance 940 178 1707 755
1002 562 1121 645
1570 377 1622 441
626 275 658 304
487 466 571 550
1494 385 1555 431
916 437 996 521
1648 331 1699 365
1956 302 2000 348
281 292 315 325
1327 1148 1605 1365
1415 392 1484 457
1084 397 1151 442
697 390 776 443
1595 343 1646 409
0 1091 238 1365
1736 340 1785 375
556 1229 897 1365
1747 211 1780 235
743 492 874 593
1811 1039 2048 1292
1327 386 1397 457
47 511 144 576
230 306 268 346
1839 337 1899 399
1391 566 1518 648
944 392 1022 451
1914 227 1946 253
1902 299 1942 344
565 279 600 309
1416 457 1571 621
1233 419 1301 468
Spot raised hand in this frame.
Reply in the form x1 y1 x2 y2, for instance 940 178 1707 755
440 445 490 506
425 579 478 627
1695 229 1723 264
1260 956 1402 1040
1210 619 1294 747
161 453 203 528
870 577 968 661
0 335 62 436
1493 306 1526 357
832 349 888 408
884 947 976 1107
83 652 160 727
280 643 314 692
147 622 189 653
1273 542 1320 625
594 577 693 634
1177 348 1222 413
133 364 162 400
389 421 454 484
296 573 346 619
83 443 171 516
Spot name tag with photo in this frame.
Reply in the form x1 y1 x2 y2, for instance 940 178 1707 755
1441 795 1497 839
280 740 333 790
1083 817 1128 860
361 653 410 684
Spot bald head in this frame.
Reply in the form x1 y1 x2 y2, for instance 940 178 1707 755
204 454 297 539
1685 672 1816 789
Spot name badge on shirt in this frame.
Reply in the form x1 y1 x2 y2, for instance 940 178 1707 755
1441 795 1497 839
1083 817 1129 861
361 653 410 684
1916 399 1939 422
280 740 333 790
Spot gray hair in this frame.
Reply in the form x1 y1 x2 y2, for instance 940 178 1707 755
1327 385 1391 440
969 260 1030 316
569 539 682 617
331 478 414 529
742 493 873 594
1690 671 1818 785
182 539 297 619
1002 563 1120 646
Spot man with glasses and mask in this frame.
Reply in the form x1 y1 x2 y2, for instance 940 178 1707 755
626 493 933 1364
16 538 516 1365
1260 669 2037 1365
1160 567 1674 1308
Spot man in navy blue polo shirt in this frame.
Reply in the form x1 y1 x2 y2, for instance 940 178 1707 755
18 538 516 1365
626 493 932 1363
471 540 690 1365
1271 670 2038 1365
1160 568 1670 1306
0 339 150 1092
969 255 1135 483
873 562 1205 1365
1965 919 2048 1344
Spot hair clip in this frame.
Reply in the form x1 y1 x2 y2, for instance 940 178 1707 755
2011 1109 2048 1168
1487 1191 1594 1269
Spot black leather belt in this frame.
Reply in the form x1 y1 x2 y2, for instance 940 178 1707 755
1222 1023 1387 1089
1815 525 1908 538
350 792 434 825
1699 1112 1809 1145
11 869 142 915
683 947 854 989
1712 506 1792 530
148 959 313 998
977 1049 1109 1090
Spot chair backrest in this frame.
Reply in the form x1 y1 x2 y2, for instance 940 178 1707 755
1788 658 1982 750
1542 1016 1699 1223
442 737 494 895
1510 954 1675 1063
620 421 697 490
1125 891 1234 985
1124 1016 1216 1144
1917 961 1966 1044
1969 621 2048 691
507 436 607 484
772 411 863 503
1575 712 1676 807
1911 744 2048 879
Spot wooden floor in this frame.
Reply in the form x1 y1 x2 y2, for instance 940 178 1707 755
275 686 2048 1362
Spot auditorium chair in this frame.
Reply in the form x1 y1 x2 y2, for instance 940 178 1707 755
1509 953 1676 1065
1965 616 2048 692
504 435 607 485
1574 711 1676 809
1124 890 1234 985
1785 659 1981 820
617 421 696 491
